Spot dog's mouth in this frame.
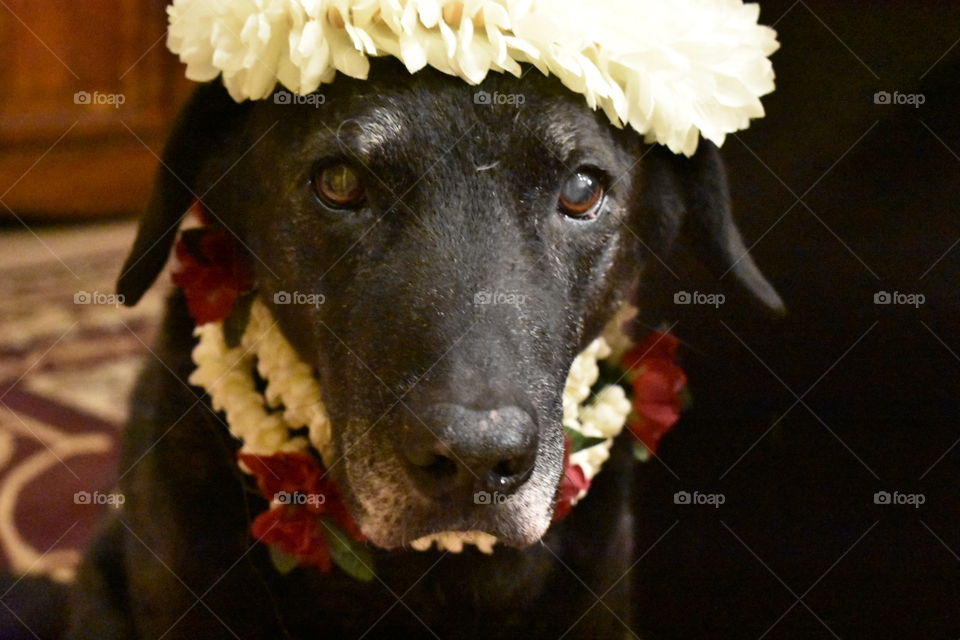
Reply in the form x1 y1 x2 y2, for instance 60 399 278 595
408 530 499 554
339 440 563 552
358 514 551 553
348 487 560 552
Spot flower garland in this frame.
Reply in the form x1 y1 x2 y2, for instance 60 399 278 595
174 218 688 578
166 0 778 156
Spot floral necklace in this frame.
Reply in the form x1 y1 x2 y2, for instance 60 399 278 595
173 214 688 580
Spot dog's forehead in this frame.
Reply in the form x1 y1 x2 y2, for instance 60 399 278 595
347 106 408 156
347 103 585 155
312 71 615 162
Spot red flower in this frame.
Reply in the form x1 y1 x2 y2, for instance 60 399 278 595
239 452 328 512
623 331 687 456
553 435 591 522
171 222 252 325
242 451 366 572
251 506 332 572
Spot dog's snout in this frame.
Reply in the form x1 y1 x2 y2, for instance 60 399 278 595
400 404 538 499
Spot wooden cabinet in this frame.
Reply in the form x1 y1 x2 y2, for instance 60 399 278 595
0 0 192 220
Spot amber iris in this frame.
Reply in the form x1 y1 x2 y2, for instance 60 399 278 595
558 171 604 219
314 164 364 208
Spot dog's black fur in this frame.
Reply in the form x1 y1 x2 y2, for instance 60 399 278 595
12 60 781 639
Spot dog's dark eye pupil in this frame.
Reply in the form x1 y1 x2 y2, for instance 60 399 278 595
314 164 364 208
558 172 604 219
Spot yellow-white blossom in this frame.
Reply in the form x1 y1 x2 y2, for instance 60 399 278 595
167 0 778 155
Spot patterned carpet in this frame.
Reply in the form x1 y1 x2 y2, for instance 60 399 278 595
0 221 165 582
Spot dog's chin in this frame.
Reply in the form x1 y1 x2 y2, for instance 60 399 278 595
356 499 555 551
338 448 561 552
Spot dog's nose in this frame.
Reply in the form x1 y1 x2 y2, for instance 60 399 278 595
399 404 538 499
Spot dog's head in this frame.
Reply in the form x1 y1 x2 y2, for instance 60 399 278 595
118 60 781 549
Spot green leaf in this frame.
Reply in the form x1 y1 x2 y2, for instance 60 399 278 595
321 518 375 582
563 426 607 452
268 545 300 575
223 291 255 348
679 385 693 411
633 441 651 462
595 360 628 390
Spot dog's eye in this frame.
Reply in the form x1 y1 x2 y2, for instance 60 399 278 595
558 170 605 219
313 164 365 209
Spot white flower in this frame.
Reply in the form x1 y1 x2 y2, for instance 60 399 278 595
569 383 632 485
166 0 778 155
579 385 631 439
245 300 334 463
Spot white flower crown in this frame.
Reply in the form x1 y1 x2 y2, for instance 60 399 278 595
167 0 778 155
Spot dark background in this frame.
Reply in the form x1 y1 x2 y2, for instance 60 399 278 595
634 3 960 638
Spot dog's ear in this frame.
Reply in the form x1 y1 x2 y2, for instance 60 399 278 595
639 141 785 314
116 82 247 306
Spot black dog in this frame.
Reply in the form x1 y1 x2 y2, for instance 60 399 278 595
16 60 781 639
